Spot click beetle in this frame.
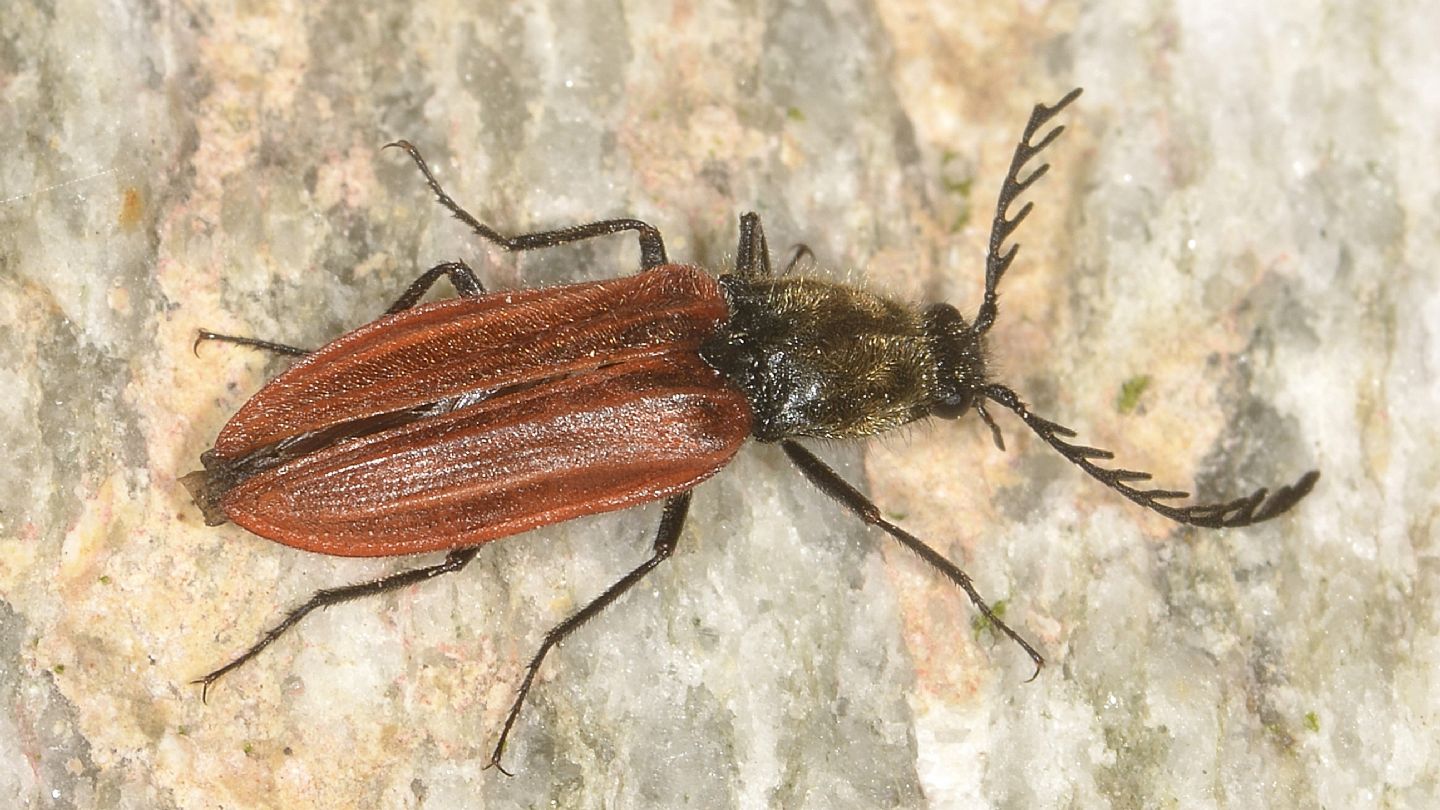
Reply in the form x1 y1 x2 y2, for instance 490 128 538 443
184 88 1318 772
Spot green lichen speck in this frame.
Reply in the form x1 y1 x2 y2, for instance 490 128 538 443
971 599 1008 639
1117 374 1152 414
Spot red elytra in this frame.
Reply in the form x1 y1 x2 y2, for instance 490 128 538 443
207 265 749 556
212 265 730 458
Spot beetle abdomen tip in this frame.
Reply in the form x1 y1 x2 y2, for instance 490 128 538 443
181 469 233 527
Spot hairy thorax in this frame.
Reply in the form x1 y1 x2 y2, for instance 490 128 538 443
702 274 980 441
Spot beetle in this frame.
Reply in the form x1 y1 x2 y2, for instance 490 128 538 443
183 88 1318 773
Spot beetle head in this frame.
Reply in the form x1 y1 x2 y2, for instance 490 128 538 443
922 302 987 420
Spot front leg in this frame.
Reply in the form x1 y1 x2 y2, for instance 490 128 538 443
780 440 1044 679
734 211 776 278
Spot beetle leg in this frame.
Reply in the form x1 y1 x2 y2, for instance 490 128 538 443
779 440 1045 680
192 330 311 357
487 491 692 775
780 243 815 275
386 140 669 269
192 547 480 700
476 217 669 271
734 212 775 278
384 259 486 314
735 214 813 277
192 260 487 358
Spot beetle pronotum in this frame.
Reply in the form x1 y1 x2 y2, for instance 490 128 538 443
184 88 1318 772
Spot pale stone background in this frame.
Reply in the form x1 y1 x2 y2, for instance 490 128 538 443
2 1 1435 808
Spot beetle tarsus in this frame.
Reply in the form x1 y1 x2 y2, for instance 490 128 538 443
482 759 516 778
192 258 491 368
387 139 670 269
192 330 311 358
489 492 692 774
192 548 480 698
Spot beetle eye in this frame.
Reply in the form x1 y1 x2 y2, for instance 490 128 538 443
932 394 972 420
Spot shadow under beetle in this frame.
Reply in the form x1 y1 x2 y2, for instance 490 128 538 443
184 88 1318 773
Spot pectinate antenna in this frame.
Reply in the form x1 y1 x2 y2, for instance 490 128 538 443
982 384 1319 528
973 88 1083 337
